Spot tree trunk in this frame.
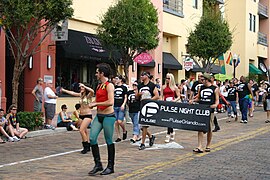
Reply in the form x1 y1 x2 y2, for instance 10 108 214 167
124 60 130 85
12 57 23 107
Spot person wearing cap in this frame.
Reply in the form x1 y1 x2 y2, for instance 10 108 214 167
44 80 58 130
32 78 44 112
191 73 219 153
236 76 253 124
127 81 141 143
135 71 159 150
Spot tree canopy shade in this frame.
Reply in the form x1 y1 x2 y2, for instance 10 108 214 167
0 0 73 105
97 0 159 83
187 0 232 70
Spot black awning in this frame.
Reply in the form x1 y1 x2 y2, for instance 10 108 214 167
162 52 182 70
209 64 222 74
191 60 204 72
57 29 121 62
191 63 221 74
138 60 155 67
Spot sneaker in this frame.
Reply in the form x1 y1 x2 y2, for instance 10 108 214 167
240 120 244 123
243 120 248 124
212 126 220 132
165 135 170 143
8 137 14 142
126 121 132 124
50 125 56 130
149 135 155 147
115 138 121 142
170 132 175 141
123 131 127 140
230 114 235 118
138 144 146 150
12 136 20 142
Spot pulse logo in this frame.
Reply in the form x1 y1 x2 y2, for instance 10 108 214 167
201 89 213 98
141 102 159 117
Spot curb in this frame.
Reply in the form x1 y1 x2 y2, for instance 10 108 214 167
26 127 67 138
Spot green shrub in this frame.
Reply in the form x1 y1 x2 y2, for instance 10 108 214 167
17 112 44 131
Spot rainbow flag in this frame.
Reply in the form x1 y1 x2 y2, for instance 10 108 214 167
226 52 233 65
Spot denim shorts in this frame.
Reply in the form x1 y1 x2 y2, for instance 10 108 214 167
114 106 125 121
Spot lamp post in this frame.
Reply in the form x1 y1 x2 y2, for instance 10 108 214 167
233 54 238 78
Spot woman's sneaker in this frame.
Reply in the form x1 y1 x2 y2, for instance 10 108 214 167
165 135 170 143
170 132 175 141
139 144 146 150
12 136 20 142
8 137 14 142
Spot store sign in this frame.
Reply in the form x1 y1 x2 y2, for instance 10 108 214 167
134 52 152 64
139 100 211 132
184 57 194 71
84 36 105 53
51 20 68 41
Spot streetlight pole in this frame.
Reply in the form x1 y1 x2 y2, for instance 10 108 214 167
233 54 238 79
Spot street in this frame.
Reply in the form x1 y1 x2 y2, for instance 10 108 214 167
1 108 270 180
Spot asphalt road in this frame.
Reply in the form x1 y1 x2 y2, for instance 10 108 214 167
0 107 269 180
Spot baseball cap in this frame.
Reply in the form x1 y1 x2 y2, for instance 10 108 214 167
47 80 53 84
37 77 43 82
141 72 150 77
202 73 213 80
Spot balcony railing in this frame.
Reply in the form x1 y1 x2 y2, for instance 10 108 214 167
258 32 268 46
258 3 268 18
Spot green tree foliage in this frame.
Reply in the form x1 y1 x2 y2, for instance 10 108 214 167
187 0 232 71
97 0 159 82
0 0 73 106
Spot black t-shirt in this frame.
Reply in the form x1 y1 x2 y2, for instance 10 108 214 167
265 84 270 99
191 81 203 96
127 90 140 113
138 81 156 100
251 84 259 95
114 85 127 107
226 86 237 101
199 85 217 105
237 82 250 99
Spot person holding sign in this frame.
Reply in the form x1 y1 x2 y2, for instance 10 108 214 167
191 73 219 153
136 72 159 150
161 73 181 143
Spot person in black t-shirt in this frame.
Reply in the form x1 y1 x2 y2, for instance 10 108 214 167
237 76 253 123
264 81 270 123
226 80 238 121
114 76 128 142
248 80 259 117
189 74 203 100
127 81 141 143
191 73 219 153
135 72 159 150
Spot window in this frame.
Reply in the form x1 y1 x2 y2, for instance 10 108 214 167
163 0 183 16
249 13 256 32
193 0 198 9
253 15 256 32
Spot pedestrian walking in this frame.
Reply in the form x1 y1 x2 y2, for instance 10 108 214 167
135 71 159 150
191 73 219 153
44 80 57 129
113 75 128 142
32 77 43 112
88 63 116 175
61 83 94 154
237 76 253 124
161 73 180 143
226 80 238 121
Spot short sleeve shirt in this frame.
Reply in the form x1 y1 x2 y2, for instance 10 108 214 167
114 85 127 107
34 85 43 101
44 87 57 104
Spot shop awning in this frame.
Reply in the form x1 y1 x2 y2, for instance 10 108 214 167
57 30 121 62
138 60 155 67
249 64 263 75
191 62 221 74
162 52 182 70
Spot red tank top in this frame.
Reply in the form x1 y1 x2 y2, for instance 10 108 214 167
96 81 110 110
163 84 175 101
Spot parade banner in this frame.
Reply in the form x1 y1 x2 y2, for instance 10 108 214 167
139 100 211 132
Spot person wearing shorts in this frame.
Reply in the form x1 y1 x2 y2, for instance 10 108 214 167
32 78 43 112
44 80 57 130
113 75 127 142
190 73 219 153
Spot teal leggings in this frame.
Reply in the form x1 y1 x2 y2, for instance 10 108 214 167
90 114 116 145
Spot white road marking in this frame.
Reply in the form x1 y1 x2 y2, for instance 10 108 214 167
0 116 228 168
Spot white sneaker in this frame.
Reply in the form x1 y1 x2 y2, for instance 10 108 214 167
240 120 244 123
12 136 20 142
170 132 175 141
8 137 14 142
230 114 235 118
165 135 170 143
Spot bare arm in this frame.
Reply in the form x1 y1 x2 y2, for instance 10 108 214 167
31 88 38 101
174 86 181 102
61 88 81 97
210 88 220 109
152 87 160 100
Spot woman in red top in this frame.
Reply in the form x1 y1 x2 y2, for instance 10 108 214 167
161 73 180 143
88 63 116 176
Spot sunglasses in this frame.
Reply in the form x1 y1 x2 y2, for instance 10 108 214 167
12 109 17 110
166 78 170 80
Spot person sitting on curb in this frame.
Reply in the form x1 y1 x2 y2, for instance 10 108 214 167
6 105 28 139
70 103 83 128
0 108 18 142
57 104 79 131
